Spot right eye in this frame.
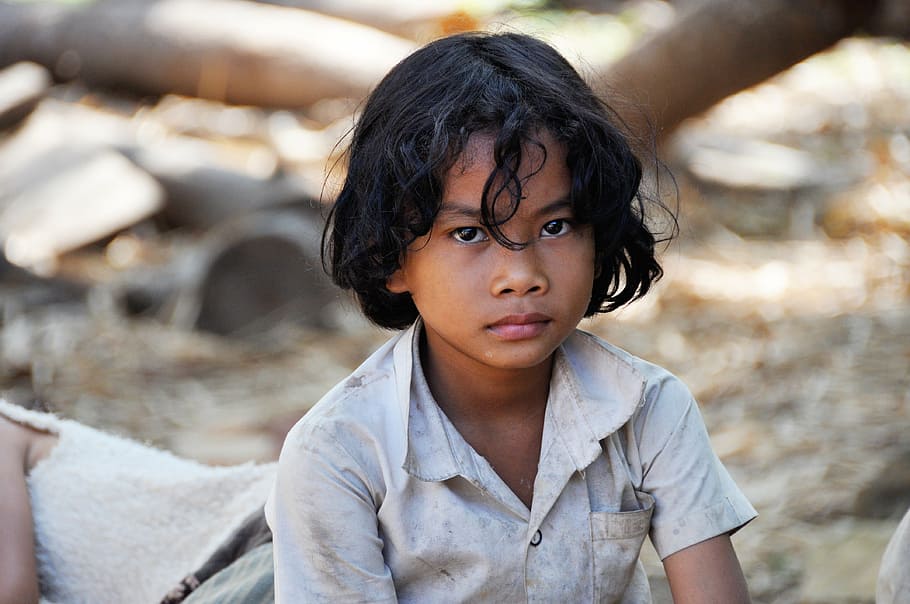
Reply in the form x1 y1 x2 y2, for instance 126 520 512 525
451 227 488 243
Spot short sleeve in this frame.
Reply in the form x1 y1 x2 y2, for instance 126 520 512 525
265 421 398 603
632 378 756 560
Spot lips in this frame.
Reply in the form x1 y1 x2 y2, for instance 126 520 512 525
487 313 552 340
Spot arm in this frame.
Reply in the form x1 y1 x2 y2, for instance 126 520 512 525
265 423 397 603
663 534 751 604
0 418 40 604
629 379 756 599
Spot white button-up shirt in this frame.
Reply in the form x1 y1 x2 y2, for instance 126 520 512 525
266 323 755 603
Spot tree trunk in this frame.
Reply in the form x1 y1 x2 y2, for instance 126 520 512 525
598 0 883 142
259 0 465 36
0 0 415 107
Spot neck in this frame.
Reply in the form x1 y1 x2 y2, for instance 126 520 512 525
419 335 554 426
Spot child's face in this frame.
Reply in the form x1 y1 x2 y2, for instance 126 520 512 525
387 131 595 377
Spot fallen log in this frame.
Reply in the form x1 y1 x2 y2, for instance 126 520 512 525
108 206 339 336
0 62 52 131
123 139 324 230
261 0 466 36
191 207 338 335
0 0 416 107
0 146 165 271
598 0 904 141
2 96 328 231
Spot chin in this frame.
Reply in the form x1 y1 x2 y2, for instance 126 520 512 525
484 345 559 371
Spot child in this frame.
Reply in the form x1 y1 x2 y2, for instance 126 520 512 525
266 31 757 603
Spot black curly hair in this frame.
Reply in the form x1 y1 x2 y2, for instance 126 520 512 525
323 31 676 330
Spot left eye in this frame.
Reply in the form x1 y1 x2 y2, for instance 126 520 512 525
541 220 570 237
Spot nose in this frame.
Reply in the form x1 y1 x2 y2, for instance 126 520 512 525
490 243 549 297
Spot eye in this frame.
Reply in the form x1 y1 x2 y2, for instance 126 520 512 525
451 227 488 244
541 219 571 237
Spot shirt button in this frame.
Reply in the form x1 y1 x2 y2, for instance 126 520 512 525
530 529 542 547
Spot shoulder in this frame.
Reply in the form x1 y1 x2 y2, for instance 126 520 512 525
289 344 401 444
284 371 398 459
562 330 699 457
565 329 694 410
0 415 29 468
0 412 58 474
278 333 408 479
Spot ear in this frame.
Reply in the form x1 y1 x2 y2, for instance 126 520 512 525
386 268 409 294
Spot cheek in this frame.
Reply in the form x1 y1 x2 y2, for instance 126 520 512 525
564 239 597 301
565 234 596 274
408 268 460 307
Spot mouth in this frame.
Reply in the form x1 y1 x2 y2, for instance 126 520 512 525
487 313 552 340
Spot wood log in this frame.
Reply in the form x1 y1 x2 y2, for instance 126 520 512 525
0 62 52 131
2 96 328 232
0 0 416 108
259 0 464 36
596 0 889 141
121 206 339 335
0 252 87 313
0 147 165 271
123 139 324 230
192 208 339 335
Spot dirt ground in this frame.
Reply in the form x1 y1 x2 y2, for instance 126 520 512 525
2 25 908 604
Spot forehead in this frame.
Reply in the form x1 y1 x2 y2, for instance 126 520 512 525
448 130 566 181
439 131 571 226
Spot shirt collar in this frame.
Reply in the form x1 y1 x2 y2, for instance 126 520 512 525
398 320 464 481
546 330 647 470
396 323 647 481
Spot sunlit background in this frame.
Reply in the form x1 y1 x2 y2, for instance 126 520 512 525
0 1 908 602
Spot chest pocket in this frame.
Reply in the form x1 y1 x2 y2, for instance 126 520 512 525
587 431 653 603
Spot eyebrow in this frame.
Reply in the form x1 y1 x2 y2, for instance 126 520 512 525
437 197 573 221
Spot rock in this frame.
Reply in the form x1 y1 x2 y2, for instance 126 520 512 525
0 61 52 131
0 147 165 272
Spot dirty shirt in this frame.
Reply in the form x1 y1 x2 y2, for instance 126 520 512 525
265 322 756 603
